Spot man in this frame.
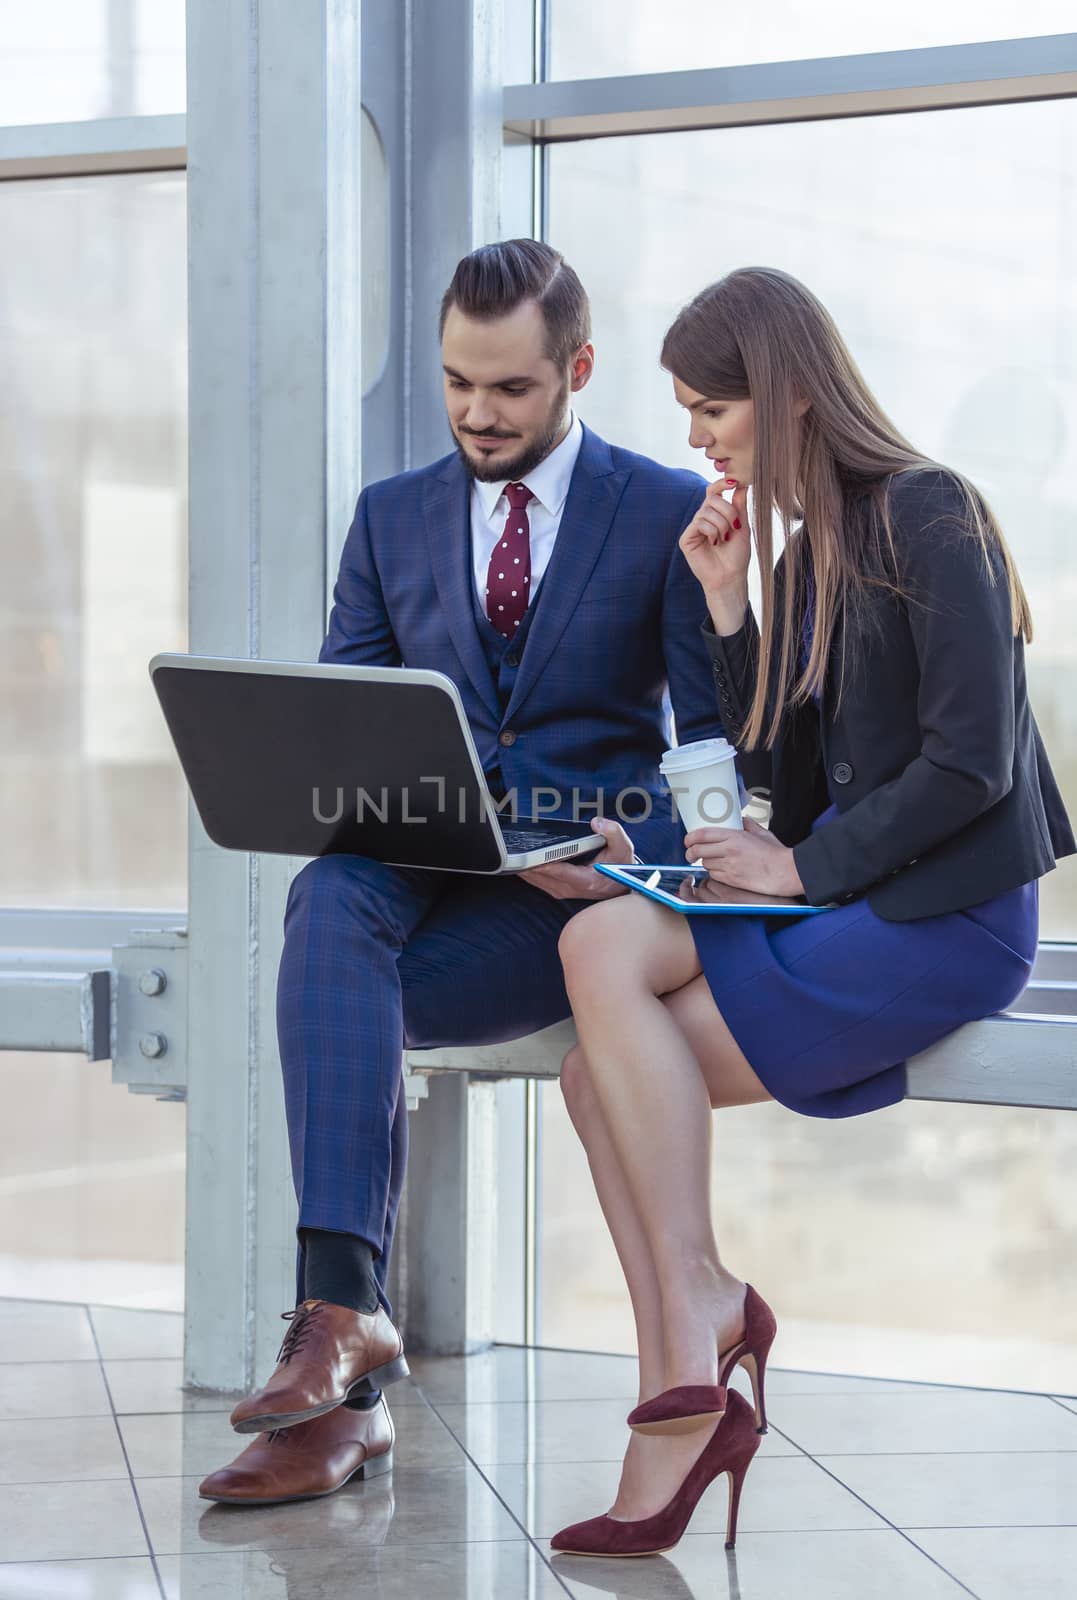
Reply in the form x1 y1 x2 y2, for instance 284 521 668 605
199 240 721 1505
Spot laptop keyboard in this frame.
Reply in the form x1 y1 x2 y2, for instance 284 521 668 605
502 826 589 853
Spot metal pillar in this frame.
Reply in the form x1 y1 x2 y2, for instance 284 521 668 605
384 0 536 1356
183 0 362 1390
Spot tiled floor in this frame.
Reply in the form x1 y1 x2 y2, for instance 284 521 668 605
0 1298 1074 1598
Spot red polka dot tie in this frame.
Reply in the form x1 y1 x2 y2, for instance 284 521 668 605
485 481 533 639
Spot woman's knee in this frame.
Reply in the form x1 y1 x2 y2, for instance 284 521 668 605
558 899 631 983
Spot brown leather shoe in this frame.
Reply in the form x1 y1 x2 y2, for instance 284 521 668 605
200 1396 394 1505
229 1299 408 1434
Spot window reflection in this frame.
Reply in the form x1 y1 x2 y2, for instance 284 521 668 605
548 98 1077 938
0 0 185 126
548 0 1074 80
540 93 1077 1388
0 172 188 907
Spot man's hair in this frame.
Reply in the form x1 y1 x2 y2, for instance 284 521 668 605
439 240 591 368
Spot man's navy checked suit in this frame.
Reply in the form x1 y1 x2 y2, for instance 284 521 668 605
277 424 723 1310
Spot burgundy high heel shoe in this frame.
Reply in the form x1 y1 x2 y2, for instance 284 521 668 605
627 1283 776 1437
550 1389 760 1557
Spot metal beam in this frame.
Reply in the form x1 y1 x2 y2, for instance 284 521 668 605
503 34 1077 143
0 115 186 180
0 970 110 1059
1031 943 1077 983
0 908 184 950
382 0 527 1358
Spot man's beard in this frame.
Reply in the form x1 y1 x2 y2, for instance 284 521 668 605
454 382 571 484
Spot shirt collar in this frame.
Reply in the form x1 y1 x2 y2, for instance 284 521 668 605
474 412 584 522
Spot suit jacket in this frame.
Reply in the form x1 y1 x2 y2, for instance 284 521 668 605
705 467 1076 920
320 423 723 863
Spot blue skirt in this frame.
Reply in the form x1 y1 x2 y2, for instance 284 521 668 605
691 808 1039 1119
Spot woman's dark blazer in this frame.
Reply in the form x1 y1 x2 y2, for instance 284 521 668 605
703 468 1075 921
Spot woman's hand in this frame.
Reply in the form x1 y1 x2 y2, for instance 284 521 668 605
679 479 751 601
684 817 805 897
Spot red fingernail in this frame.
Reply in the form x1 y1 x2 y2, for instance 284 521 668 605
733 518 741 529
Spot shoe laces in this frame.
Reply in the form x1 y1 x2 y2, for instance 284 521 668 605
276 1299 323 1364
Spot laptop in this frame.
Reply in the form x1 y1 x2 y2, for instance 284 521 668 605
149 654 606 874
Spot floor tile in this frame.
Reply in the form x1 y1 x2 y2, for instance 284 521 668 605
0 1478 148 1562
550 1528 972 1599
121 1396 461 1480
823 1449 1077 1527
410 1346 641 1405
489 1452 884 1541
157 1540 566 1598
139 1463 523 1555
0 1414 127 1485
434 1397 800 1466
748 1367 945 1398
373 1375 429 1407
91 1305 184 1361
1053 1395 1077 1417
0 1299 97 1364
913 1526 1077 1600
106 1360 235 1416
0 1360 111 1422
409 1347 942 1409
0 1557 161 1598
769 1386 1077 1455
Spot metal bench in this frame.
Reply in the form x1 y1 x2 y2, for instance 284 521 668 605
405 958 1077 1111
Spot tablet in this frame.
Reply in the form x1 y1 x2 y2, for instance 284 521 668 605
595 863 835 916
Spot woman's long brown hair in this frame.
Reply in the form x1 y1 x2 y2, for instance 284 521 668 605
661 267 1033 749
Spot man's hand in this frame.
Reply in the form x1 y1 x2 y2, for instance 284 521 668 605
519 817 635 901
683 816 805 897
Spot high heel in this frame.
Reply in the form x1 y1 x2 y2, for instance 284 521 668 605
627 1284 776 1437
550 1389 760 1557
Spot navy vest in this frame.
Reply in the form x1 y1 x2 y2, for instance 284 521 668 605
470 578 542 800
470 578 542 711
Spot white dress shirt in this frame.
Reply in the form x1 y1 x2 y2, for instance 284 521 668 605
469 411 584 619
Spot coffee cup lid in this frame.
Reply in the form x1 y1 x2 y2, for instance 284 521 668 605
659 738 736 771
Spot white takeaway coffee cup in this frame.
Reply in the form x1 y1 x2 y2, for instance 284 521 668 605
659 738 743 834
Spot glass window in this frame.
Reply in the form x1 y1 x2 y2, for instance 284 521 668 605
540 1083 1077 1392
540 93 1077 1391
548 97 1077 939
547 1 1074 81
0 1051 185 1309
0 0 185 126
0 171 188 908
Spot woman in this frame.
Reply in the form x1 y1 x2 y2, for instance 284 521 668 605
549 267 1075 1560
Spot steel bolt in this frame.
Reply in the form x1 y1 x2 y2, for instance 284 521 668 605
139 1032 168 1059
138 968 167 997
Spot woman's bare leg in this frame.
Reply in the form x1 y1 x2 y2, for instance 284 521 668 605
558 931 773 1520
558 896 768 1396
561 1046 667 1402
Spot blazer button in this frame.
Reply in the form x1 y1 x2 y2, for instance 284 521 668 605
499 729 517 748
505 654 519 668
832 761 854 785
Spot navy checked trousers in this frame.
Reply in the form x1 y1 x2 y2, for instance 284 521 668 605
277 852 587 1314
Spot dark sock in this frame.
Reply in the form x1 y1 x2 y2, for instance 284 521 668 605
300 1227 380 1315
344 1387 383 1411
